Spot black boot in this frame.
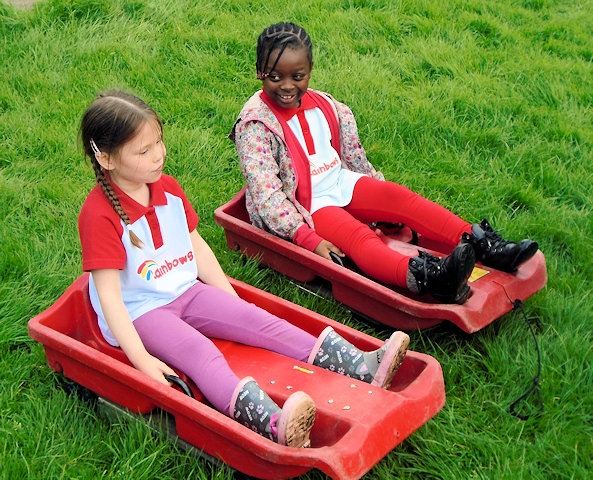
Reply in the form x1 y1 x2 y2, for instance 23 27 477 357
407 243 475 304
462 219 538 272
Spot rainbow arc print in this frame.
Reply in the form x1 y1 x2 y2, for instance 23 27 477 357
137 260 158 280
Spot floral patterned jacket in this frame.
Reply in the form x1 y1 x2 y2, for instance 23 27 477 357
230 89 384 252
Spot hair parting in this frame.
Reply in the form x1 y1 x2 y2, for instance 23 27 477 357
80 90 162 249
256 22 313 77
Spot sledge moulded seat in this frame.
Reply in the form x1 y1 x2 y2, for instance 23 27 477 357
213 187 548 333
29 273 446 480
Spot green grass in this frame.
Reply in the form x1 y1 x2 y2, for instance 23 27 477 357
1 0 592 478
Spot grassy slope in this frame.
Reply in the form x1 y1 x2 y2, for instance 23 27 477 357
1 0 591 478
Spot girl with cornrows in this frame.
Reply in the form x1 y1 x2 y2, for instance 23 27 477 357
78 89 410 448
231 22 539 304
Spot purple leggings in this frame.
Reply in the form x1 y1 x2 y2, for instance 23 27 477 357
133 282 316 414
312 176 471 287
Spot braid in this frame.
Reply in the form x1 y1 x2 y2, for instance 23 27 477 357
81 89 161 249
91 160 144 248
256 22 313 76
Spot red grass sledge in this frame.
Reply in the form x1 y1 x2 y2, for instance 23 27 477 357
28 273 445 480
214 188 547 333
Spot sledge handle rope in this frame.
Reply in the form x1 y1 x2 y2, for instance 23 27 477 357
507 299 544 420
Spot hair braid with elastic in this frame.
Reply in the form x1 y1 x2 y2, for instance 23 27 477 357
90 159 144 248
256 22 313 76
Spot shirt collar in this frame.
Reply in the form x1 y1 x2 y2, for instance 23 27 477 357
107 175 168 223
261 89 317 121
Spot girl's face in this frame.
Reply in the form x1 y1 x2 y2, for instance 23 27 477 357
261 47 312 109
104 120 166 192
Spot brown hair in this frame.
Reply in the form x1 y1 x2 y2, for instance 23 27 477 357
80 90 163 248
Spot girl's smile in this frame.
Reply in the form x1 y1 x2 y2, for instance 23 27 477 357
261 47 312 109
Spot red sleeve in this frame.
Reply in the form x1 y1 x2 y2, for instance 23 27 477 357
293 223 324 252
78 186 126 271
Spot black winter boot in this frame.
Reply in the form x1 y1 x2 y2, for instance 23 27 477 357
462 219 538 272
230 377 316 448
407 243 475 304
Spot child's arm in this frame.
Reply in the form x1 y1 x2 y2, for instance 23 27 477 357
235 120 313 240
190 229 238 296
92 268 178 385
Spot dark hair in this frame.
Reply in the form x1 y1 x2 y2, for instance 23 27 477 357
79 90 162 248
256 22 313 77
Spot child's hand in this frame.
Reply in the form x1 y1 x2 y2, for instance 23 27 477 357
133 353 178 386
314 240 345 261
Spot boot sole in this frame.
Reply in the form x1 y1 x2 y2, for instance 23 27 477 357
371 331 410 389
277 391 316 448
432 244 475 304
508 241 539 272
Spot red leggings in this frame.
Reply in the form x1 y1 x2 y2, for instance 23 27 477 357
311 176 471 287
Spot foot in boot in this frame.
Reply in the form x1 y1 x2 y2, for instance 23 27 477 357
407 243 475 304
276 391 316 448
230 377 315 448
462 219 538 272
308 327 409 389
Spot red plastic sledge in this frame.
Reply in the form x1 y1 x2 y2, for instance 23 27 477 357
214 188 547 333
28 274 445 480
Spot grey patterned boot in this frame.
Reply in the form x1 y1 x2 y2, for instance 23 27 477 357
230 376 316 448
307 327 409 389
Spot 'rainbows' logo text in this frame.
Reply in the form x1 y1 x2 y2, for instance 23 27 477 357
136 251 194 280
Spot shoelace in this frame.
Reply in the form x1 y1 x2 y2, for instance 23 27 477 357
418 250 441 264
480 223 511 252
416 251 442 288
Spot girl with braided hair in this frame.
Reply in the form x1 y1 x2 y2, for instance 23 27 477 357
78 89 410 448
231 22 539 304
